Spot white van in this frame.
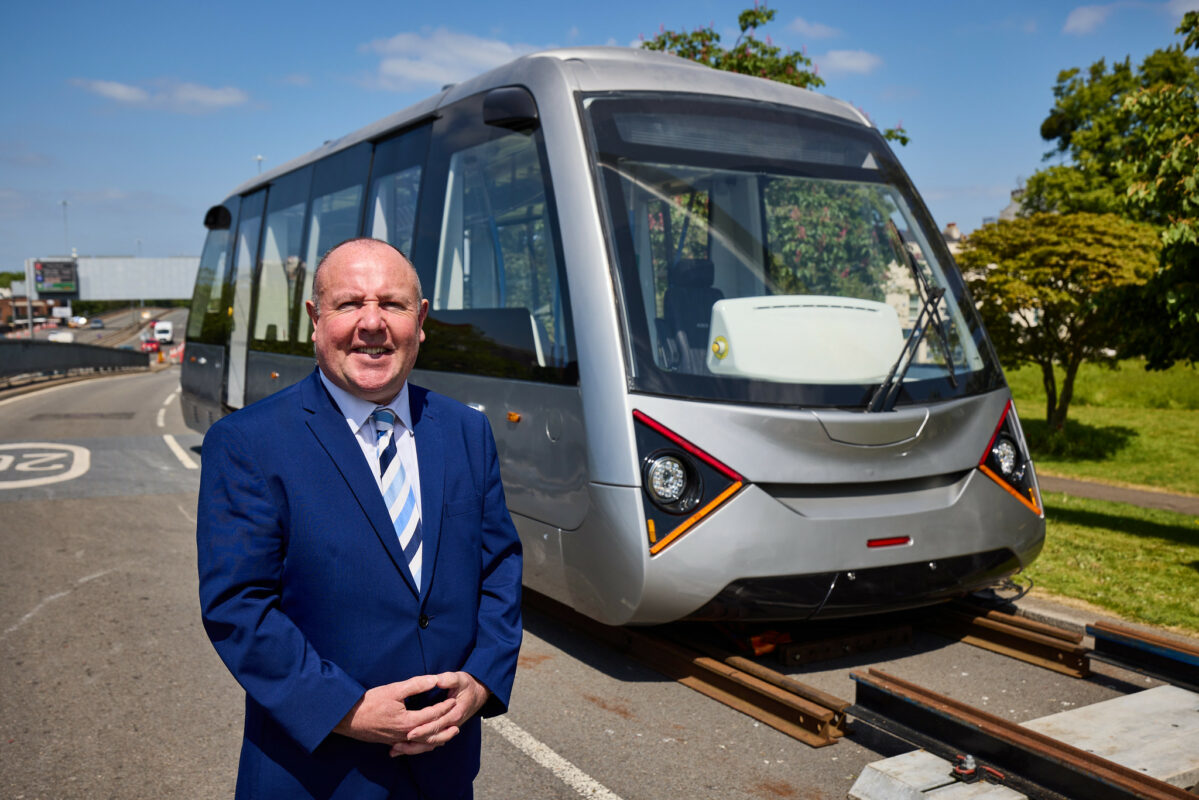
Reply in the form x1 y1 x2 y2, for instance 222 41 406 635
154 321 174 344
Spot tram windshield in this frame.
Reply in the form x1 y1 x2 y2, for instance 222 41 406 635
583 93 1002 408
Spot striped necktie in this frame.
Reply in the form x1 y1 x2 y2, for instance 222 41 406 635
371 408 422 590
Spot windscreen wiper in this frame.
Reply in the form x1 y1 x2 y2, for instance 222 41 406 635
867 222 959 413
868 285 946 413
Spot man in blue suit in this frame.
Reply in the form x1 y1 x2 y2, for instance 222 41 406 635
197 237 522 799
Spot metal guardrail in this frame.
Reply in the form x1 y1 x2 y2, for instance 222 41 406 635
0 339 149 383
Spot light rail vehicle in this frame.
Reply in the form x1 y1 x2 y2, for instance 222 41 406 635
181 47 1045 625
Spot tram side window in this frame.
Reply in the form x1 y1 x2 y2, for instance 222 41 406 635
252 168 311 354
188 208 237 344
299 143 371 346
422 127 575 384
367 126 431 258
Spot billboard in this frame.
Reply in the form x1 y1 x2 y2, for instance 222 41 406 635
35 260 77 293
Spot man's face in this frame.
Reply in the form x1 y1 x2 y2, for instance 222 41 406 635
306 241 429 404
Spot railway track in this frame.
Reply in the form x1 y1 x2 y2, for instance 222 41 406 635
523 591 1199 797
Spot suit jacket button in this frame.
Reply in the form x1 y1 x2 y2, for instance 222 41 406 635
419 614 430 629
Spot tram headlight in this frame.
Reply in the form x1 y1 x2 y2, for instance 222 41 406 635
647 455 687 503
633 410 744 554
642 451 701 513
991 436 1025 482
979 401 1041 516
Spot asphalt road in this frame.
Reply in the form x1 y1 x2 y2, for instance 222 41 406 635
13 306 186 348
0 370 1162 799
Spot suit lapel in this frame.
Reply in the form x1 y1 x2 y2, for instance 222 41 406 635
300 371 421 597
409 385 443 599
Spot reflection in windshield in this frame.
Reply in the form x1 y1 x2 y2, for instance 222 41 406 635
586 94 997 408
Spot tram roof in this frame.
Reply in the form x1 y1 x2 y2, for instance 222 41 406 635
230 46 873 198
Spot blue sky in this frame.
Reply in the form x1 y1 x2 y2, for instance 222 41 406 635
2 0 1195 271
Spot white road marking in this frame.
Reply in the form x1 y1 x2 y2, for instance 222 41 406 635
176 502 196 524
0 443 90 489
2 568 117 639
484 716 626 800
162 391 177 407
163 434 198 470
156 407 166 427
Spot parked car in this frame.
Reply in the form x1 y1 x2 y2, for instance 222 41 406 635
89 318 105 329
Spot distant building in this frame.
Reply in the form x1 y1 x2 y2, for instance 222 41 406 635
998 187 1025 222
1 295 54 325
942 222 963 256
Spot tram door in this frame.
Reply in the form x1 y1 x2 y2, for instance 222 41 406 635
410 90 589 537
225 190 265 410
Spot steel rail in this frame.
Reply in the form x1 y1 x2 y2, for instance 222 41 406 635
926 601 1091 678
1088 620 1199 692
850 668 1194 800
523 590 848 747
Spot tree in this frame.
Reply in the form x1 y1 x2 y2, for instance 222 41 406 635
1116 16 1199 367
1023 12 1199 367
1027 15 1199 218
957 213 1160 430
641 6 909 145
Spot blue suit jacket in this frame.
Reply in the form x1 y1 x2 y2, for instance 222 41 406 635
197 370 522 799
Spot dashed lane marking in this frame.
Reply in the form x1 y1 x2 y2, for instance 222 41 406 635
163 434 198 470
484 716 626 800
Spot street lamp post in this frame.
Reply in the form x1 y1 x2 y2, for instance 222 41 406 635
255 155 264 174
61 200 69 255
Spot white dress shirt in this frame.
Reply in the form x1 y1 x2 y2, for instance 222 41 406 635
318 372 422 522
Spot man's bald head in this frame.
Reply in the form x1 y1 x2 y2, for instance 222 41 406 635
311 238 421 317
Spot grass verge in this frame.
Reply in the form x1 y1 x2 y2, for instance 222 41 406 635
1005 360 1199 495
1021 406 1199 495
1023 492 1199 634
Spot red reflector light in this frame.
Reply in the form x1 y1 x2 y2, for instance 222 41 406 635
867 536 911 548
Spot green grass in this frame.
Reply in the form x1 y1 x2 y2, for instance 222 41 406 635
1025 493 1199 634
1006 359 1199 411
1005 360 1199 495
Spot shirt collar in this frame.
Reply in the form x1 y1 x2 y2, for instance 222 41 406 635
318 371 413 436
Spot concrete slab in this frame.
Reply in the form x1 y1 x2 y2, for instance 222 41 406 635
1021 685 1199 789
927 781 1026 798
849 750 1028 800
848 750 956 800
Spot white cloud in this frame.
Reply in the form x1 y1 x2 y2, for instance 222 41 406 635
567 25 580 41
74 79 149 104
1063 4 1121 34
0 142 53 168
71 78 249 113
0 188 31 216
168 83 248 110
813 50 883 77
788 17 841 39
1064 0 1194 34
1166 0 1199 15
362 28 543 90
280 73 311 87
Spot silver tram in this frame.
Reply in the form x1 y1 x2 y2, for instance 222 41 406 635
181 47 1044 625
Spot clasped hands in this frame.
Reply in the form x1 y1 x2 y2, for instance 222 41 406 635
335 671 490 756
